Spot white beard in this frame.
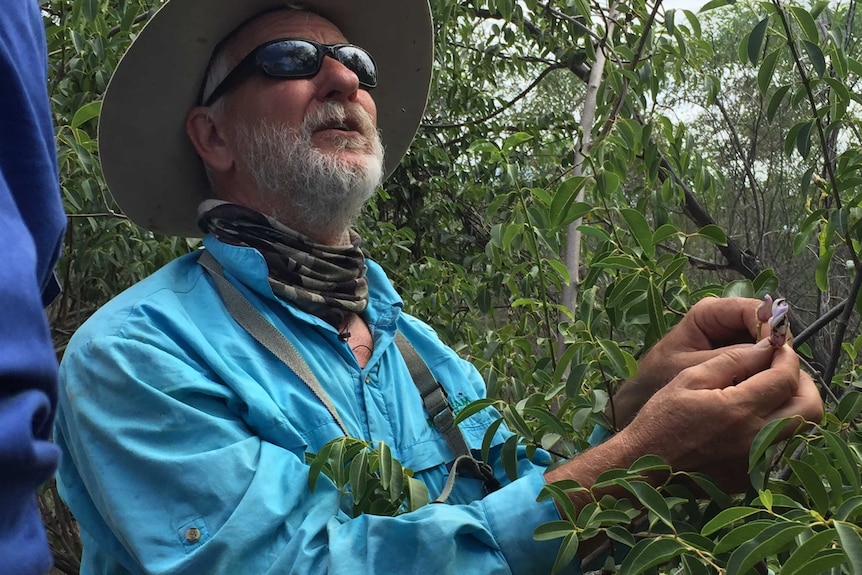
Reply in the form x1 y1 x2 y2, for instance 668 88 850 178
234 101 385 237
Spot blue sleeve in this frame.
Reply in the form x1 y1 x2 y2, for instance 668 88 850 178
56 335 579 575
0 1 66 574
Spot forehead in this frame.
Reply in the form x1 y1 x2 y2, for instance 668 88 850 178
227 10 348 63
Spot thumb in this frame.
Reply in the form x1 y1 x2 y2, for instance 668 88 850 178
677 340 775 390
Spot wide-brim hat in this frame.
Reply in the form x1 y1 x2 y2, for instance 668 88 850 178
98 0 433 237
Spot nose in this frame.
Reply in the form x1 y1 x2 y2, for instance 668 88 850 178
314 55 361 102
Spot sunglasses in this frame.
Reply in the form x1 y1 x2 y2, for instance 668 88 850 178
202 38 378 106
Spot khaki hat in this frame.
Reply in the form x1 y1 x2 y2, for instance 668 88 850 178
98 0 433 237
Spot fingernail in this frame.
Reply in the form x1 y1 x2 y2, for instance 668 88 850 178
755 338 772 349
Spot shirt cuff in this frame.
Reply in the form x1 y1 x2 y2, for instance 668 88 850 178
588 424 614 446
481 471 582 575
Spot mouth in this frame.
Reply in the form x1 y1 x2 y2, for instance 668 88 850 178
316 117 362 135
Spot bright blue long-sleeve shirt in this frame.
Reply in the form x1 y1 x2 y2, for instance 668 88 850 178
56 236 580 575
0 1 66 574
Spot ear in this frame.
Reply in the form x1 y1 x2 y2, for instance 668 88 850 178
185 106 234 173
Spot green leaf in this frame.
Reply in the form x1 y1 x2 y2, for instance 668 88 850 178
715 520 773 554
695 224 727 246
802 40 826 77
502 223 524 251
71 100 102 129
478 419 504 471
835 521 862 574
620 208 655 259
836 496 862 522
653 223 679 245
748 17 768 65
646 280 667 339
725 522 809 575
659 255 688 286
551 533 579 574
797 120 814 158
620 480 674 529
349 448 369 501
837 390 862 423
598 338 637 379
767 85 791 122
701 507 762 536
789 6 820 43
758 49 781 94
307 441 336 492
405 475 429 511
501 435 519 482
378 442 392 489
596 170 621 196
701 0 732 11
723 279 755 298
619 537 687 575
551 177 588 229
829 31 848 78
823 430 861 491
606 273 643 308
388 458 404 504
788 459 829 516
533 520 575 541
538 482 582 521
749 417 793 472
781 529 837 575
502 131 533 152
452 398 497 426
815 247 834 292
752 268 779 296
629 454 670 474
794 549 851 575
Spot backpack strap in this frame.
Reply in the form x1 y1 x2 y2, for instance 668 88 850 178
198 249 500 502
395 333 501 500
198 250 350 436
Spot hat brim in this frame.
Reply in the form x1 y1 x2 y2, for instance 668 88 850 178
98 0 433 237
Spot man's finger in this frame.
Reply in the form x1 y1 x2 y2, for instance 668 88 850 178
768 370 824 439
688 297 763 346
731 345 806 417
678 343 775 391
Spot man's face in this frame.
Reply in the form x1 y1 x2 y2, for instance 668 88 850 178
219 10 380 169
204 10 385 239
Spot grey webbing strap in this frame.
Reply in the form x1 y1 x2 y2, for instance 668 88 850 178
198 250 499 501
395 333 501 499
198 250 350 436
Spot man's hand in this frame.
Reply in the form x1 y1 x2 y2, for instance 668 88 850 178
545 339 822 562
610 297 765 428
621 341 823 492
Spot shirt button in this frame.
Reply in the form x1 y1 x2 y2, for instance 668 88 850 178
365 374 371 383
185 527 201 543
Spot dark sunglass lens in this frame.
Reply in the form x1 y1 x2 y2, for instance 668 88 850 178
338 47 377 87
260 41 319 77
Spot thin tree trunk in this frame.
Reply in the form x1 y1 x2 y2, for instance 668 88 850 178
561 4 618 322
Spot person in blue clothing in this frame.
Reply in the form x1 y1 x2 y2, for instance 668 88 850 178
54 0 823 573
0 1 67 574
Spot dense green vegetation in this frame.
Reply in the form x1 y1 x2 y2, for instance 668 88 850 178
41 0 862 572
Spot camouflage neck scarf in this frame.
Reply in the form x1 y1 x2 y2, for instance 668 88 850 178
197 200 368 327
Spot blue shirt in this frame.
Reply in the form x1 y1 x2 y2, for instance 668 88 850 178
56 236 579 574
0 2 66 573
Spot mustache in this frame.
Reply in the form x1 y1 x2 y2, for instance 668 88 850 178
301 101 376 136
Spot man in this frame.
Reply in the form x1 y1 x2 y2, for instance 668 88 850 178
0 0 66 575
0 1 67 574
55 0 822 573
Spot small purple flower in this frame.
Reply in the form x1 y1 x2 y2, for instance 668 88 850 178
757 294 773 323
768 298 790 347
